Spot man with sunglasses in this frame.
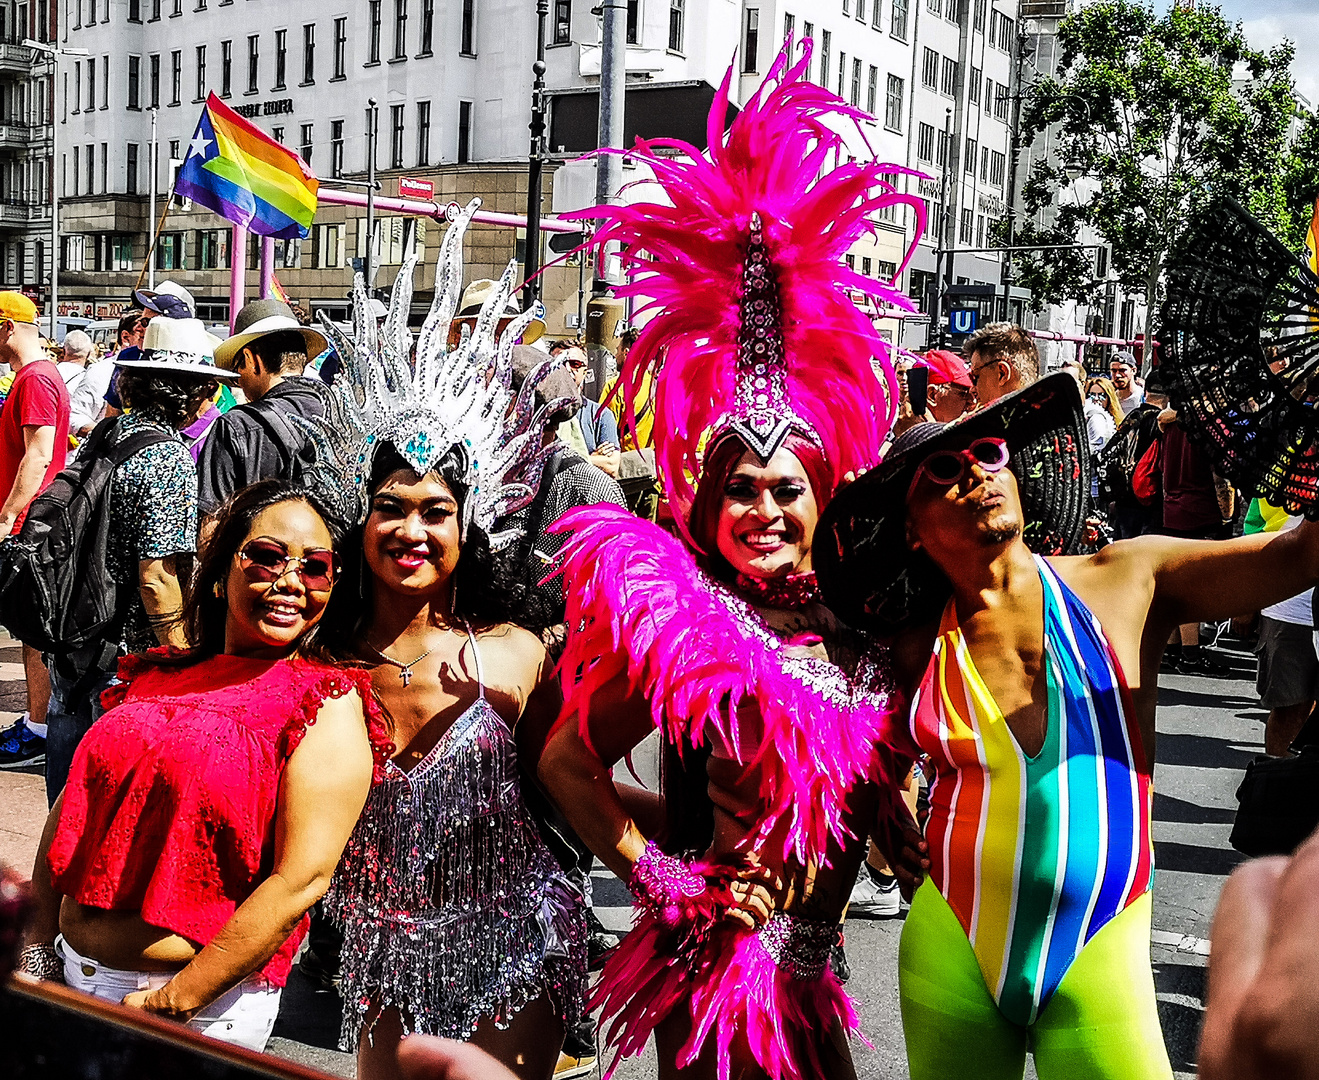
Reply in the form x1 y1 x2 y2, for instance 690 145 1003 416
819 372 1319 1080
550 338 622 479
965 322 1040 408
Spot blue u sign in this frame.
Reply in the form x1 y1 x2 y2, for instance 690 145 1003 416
949 308 978 334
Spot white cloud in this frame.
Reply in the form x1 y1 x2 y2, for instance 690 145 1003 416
1240 12 1319 109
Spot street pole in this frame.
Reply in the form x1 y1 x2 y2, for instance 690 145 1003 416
24 39 88 338
148 107 158 290
586 0 627 388
523 0 548 310
365 98 378 292
935 107 952 348
1001 24 1026 324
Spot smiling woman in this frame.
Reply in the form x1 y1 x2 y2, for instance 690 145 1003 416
19 480 390 1055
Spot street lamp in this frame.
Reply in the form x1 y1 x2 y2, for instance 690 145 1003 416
23 37 89 340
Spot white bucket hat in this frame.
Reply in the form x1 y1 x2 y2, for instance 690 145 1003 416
114 317 237 383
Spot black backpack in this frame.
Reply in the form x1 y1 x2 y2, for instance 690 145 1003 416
1097 406 1159 504
0 417 170 656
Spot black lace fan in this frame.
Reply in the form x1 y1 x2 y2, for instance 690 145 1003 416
1160 197 1319 518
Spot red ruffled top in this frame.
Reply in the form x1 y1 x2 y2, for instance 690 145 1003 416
47 650 392 987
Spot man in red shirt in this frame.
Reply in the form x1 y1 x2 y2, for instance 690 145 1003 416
0 291 70 771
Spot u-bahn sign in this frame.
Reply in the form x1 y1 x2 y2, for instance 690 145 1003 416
949 307 978 334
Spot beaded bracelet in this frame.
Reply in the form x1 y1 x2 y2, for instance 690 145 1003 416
628 841 707 926
17 942 63 982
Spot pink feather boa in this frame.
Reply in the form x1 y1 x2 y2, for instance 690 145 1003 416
552 503 904 869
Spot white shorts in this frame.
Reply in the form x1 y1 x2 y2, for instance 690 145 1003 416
56 935 283 1052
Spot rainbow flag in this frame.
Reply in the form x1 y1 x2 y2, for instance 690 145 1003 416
176 93 319 240
1308 193 1319 275
270 275 290 304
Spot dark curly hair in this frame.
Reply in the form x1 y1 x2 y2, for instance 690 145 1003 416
322 443 542 651
116 369 219 429
146 479 347 667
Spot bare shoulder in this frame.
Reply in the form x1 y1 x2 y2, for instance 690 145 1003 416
1050 536 1171 587
469 622 550 690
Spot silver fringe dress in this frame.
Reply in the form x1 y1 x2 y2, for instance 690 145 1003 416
326 630 588 1049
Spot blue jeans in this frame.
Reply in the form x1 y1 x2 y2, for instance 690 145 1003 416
45 663 116 807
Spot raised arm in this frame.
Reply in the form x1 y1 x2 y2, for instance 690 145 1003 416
122 690 374 1018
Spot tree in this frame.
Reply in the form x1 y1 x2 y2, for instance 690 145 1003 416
1013 1 1298 358
1281 107 1319 252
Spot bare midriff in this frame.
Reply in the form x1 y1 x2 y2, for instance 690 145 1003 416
59 898 200 972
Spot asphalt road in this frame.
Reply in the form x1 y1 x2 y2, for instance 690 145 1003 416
1 633 1264 1079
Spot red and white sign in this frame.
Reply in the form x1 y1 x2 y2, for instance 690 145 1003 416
398 176 434 200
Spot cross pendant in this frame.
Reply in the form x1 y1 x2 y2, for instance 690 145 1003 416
400 667 413 687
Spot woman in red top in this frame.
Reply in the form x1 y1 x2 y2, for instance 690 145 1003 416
19 479 390 1052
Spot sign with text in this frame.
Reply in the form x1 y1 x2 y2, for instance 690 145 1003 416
398 176 434 200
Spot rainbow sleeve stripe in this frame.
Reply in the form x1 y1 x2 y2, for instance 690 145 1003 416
1307 194 1318 276
175 93 319 240
909 556 1153 1027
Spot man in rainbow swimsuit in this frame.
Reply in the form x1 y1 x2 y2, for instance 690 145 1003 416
821 375 1319 1080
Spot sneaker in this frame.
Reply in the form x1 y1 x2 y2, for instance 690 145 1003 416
554 1051 597 1078
848 864 901 918
297 947 341 991
587 909 620 972
1180 648 1231 677
0 715 45 769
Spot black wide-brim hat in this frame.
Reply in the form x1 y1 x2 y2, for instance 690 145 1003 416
816 372 1090 636
1159 197 1319 518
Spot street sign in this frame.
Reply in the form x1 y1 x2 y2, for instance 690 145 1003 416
398 176 434 199
949 307 978 335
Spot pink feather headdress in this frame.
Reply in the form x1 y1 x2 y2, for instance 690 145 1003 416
571 38 926 533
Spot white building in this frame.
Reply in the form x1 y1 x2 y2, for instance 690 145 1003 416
27 0 1017 344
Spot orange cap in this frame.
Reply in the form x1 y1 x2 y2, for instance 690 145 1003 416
0 291 39 325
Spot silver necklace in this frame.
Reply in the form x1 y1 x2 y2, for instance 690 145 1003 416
364 641 436 687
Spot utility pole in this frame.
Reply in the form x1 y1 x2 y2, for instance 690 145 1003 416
523 0 549 310
24 38 88 339
365 98 378 293
148 107 158 290
1001 23 1027 324
586 0 627 391
934 107 953 348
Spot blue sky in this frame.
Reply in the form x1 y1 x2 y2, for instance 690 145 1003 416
1184 0 1319 107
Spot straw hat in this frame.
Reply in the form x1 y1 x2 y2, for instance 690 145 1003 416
456 279 545 345
214 299 329 370
114 317 237 383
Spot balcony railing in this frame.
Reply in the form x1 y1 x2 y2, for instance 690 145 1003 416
0 201 52 225
0 124 35 149
0 43 35 76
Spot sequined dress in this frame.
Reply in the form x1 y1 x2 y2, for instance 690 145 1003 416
326 628 588 1049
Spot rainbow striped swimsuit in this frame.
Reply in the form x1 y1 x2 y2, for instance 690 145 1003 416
909 556 1153 1027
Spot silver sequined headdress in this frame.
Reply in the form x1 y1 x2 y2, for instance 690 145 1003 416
306 199 573 548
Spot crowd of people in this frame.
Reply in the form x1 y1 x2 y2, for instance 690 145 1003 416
2 35 1319 1080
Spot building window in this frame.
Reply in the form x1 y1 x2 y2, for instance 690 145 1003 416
989 149 1005 186
861 256 871 276
856 0 866 23
274 29 287 88
921 48 937 89
302 24 315 83
983 76 992 114
927 0 939 13
968 66 981 104
884 74 903 131
247 35 259 92
100 141 108 192
127 55 140 109
169 49 180 105
72 146 80 196
221 40 232 97
368 1 381 63
850 57 861 107
936 128 949 167
334 17 347 76
460 0 474 55
419 0 434 54
129 0 141 20
960 207 973 243
272 126 284 144
626 0 638 44
866 64 877 114
877 173 899 221
300 123 313 164
553 0 571 45
843 0 849 15
783 12 794 43
393 0 406 59
976 213 985 247
315 223 342 269
940 56 957 97
890 0 907 39
330 118 344 177
973 0 984 32
457 100 471 163
62 235 84 271
416 100 430 165
669 0 684 52
151 0 160 18
390 103 404 168
837 51 845 97
819 30 829 88
127 143 138 193
198 229 227 269
88 54 96 110
149 54 160 107
876 258 896 280
195 45 206 101
101 56 109 109
157 233 186 270
981 144 989 180
172 0 180 14
872 0 881 30
916 122 934 162
964 137 976 173
73 63 81 115
995 85 1010 120
743 9 759 73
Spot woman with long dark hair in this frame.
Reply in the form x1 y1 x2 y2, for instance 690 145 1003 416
19 480 389 1052
308 204 588 1080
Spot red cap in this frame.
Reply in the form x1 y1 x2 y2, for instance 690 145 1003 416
920 349 972 388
